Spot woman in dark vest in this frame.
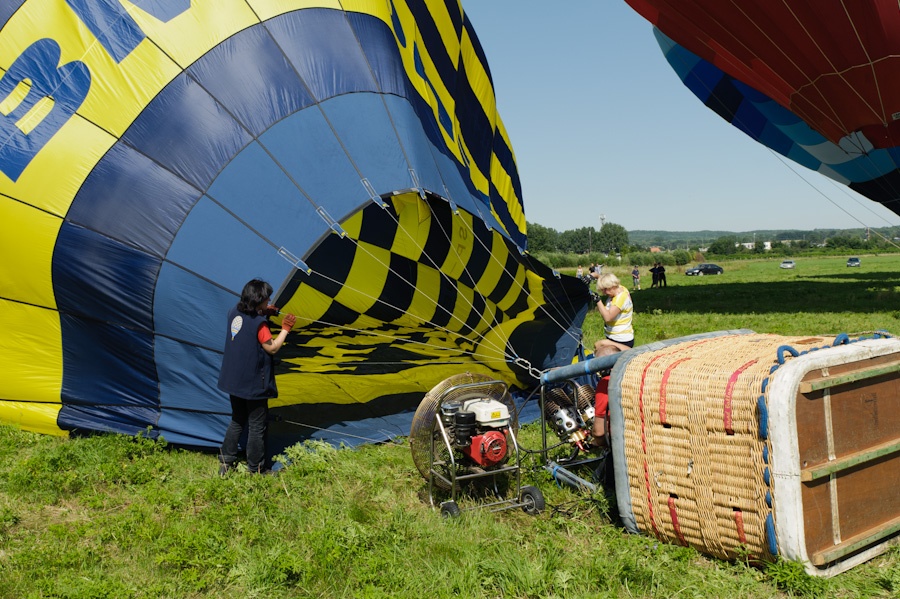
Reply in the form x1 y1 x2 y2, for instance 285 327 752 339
217 279 296 474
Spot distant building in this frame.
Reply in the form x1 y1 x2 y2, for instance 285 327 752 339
738 241 772 251
649 246 662 253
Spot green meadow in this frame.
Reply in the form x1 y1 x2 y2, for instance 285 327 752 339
580 254 900 345
1 255 898 598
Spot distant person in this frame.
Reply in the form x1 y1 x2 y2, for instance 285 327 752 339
218 279 297 475
593 273 634 353
631 266 641 290
576 265 584 277
650 263 659 288
658 263 667 287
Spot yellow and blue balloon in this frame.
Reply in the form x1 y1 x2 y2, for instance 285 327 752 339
0 0 589 448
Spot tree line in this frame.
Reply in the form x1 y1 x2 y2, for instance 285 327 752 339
528 221 899 255
526 221 900 269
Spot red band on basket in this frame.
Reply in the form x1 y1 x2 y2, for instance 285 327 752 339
668 496 686 546
659 358 691 425
636 339 721 538
724 360 758 435
639 353 669 537
734 508 747 545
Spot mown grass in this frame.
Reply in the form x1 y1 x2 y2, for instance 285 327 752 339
1 254 899 598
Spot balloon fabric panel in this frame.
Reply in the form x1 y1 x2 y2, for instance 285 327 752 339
258 108 365 226
185 24 317 137
121 75 254 191
66 142 202 258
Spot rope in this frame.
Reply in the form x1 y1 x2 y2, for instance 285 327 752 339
278 418 407 447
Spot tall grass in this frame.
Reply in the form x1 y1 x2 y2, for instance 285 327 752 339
1 255 899 598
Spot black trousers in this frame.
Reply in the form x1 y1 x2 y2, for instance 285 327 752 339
220 395 269 472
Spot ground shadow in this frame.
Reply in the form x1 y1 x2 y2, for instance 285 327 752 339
634 271 900 315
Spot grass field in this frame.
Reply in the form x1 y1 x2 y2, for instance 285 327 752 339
1 255 898 598
580 254 900 345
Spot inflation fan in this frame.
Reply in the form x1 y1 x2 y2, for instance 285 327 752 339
409 373 544 518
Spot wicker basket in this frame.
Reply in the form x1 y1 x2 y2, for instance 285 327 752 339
608 330 900 576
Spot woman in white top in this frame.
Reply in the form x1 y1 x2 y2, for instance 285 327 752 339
593 273 634 355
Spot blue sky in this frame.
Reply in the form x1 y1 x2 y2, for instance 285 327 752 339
463 1 900 233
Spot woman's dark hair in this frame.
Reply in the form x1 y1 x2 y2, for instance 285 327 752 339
237 279 273 314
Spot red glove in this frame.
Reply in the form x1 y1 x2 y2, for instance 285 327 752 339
264 304 280 316
281 313 296 332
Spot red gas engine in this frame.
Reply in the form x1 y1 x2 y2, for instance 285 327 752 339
409 374 545 518
440 397 510 468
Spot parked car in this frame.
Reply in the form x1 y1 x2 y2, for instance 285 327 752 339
685 263 723 276
847 257 861 267
780 260 796 269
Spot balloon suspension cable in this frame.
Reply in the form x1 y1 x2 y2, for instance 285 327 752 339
351 77 585 348
767 158 900 249
228 124 527 370
277 418 406 446
381 192 584 350
308 198 516 360
235 76 587 380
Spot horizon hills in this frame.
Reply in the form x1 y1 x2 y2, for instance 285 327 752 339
626 225 899 247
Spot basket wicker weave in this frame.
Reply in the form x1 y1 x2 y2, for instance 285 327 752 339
615 332 837 560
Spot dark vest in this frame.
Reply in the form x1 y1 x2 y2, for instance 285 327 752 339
217 306 277 400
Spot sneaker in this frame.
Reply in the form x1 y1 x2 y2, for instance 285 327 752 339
218 462 235 477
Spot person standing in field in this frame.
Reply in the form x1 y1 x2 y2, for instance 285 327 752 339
217 279 296 475
631 266 641 290
593 273 634 353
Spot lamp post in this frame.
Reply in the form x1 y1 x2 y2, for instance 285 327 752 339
599 215 606 256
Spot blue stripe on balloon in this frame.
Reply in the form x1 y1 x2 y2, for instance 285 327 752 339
187 23 316 137
122 74 253 191
207 140 328 253
54 222 158 330
163 196 293 293
266 8 377 102
659 30 900 198
155 410 228 448
349 11 415 99
58 313 158 413
152 262 237 349
67 142 202 257
324 93 413 195
259 106 369 225
155 336 225 418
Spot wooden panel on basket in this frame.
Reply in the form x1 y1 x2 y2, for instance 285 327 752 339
797 354 900 565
